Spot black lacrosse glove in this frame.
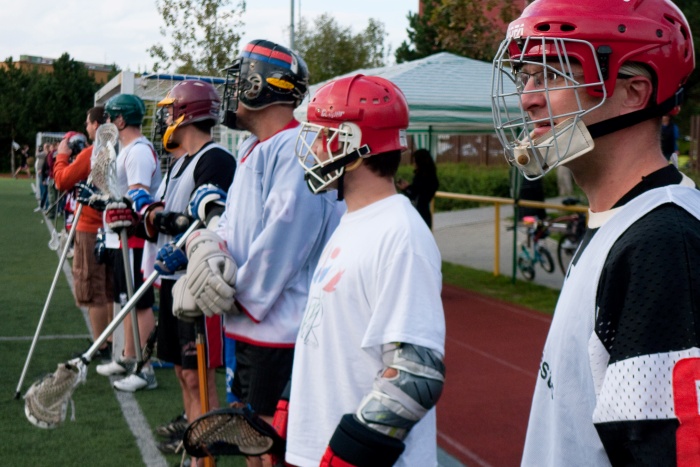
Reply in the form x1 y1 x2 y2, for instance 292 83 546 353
94 228 107 264
321 414 405 467
152 211 194 236
75 181 110 211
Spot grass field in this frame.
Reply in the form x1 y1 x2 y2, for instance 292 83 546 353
0 177 557 466
0 178 244 466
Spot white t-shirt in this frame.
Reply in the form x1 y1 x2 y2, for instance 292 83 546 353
286 194 446 467
116 136 161 196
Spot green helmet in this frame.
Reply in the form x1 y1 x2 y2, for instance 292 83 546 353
105 94 146 126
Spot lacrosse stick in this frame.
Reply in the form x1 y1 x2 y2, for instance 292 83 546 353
90 124 143 365
14 203 85 399
183 405 285 459
22 219 202 428
195 318 215 467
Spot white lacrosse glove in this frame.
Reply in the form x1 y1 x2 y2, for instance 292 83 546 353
185 229 237 317
171 275 201 322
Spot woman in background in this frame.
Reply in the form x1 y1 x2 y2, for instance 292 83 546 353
397 148 439 228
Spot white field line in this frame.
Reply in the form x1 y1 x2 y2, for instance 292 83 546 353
41 212 166 466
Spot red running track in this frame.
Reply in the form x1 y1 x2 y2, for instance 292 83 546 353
437 285 552 467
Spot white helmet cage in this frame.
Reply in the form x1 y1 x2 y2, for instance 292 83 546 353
295 121 364 194
491 36 607 179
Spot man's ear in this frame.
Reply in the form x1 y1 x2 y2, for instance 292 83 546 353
620 76 654 115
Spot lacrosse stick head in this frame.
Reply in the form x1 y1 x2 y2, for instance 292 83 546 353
90 123 120 198
24 360 87 429
48 230 61 251
183 405 284 458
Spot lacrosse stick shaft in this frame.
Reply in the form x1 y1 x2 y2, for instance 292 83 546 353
15 204 84 399
80 220 202 363
119 229 143 363
195 317 214 467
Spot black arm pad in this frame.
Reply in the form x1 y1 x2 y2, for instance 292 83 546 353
328 414 405 467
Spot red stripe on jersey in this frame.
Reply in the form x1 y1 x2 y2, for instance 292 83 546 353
673 357 700 466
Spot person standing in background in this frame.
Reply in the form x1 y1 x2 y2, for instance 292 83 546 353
396 148 439 228
661 114 680 168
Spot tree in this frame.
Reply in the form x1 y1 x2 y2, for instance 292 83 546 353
396 0 522 63
295 14 389 84
148 0 246 76
0 54 99 172
669 0 700 135
395 1 441 63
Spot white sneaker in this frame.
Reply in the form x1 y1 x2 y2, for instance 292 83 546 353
113 368 158 392
96 359 133 376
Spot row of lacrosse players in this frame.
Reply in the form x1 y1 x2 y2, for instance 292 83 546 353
49 37 447 467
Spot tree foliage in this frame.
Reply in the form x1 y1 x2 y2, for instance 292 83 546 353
396 0 521 63
148 0 247 76
295 14 389 84
670 0 700 133
0 53 100 172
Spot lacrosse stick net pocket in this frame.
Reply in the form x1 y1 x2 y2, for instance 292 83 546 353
183 405 282 457
24 361 86 429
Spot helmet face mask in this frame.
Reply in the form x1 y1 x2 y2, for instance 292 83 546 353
157 80 221 151
296 122 365 194
221 40 309 130
492 36 606 179
491 0 695 179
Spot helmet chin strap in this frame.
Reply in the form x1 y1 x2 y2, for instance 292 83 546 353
319 145 371 177
318 145 370 202
586 87 686 139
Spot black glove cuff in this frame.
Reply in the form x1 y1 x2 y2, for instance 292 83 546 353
153 211 193 236
328 414 405 467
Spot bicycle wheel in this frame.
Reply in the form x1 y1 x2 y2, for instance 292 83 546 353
518 256 535 281
557 233 580 274
537 246 555 273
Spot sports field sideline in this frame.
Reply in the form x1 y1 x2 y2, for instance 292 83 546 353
0 177 550 466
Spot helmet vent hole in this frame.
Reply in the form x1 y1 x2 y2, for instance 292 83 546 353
536 24 551 32
360 98 367 103
383 96 390 102
618 24 626 33
372 98 380 104
560 24 575 32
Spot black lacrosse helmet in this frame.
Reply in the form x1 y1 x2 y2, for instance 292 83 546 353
220 39 309 129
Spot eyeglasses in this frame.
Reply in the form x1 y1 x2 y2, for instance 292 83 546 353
514 70 581 92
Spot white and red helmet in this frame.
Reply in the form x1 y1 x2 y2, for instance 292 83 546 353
296 74 409 194
157 80 221 151
491 0 695 178
63 131 88 157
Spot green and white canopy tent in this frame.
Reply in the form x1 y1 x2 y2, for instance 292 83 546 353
294 52 501 153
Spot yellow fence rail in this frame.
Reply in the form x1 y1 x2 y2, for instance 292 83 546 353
433 191 589 277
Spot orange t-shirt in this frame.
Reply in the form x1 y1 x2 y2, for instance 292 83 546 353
53 146 103 234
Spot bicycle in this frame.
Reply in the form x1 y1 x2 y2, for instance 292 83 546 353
549 198 587 274
517 216 555 281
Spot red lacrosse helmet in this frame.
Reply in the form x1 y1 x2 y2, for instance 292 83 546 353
491 0 695 179
505 0 694 105
296 74 409 193
157 80 221 151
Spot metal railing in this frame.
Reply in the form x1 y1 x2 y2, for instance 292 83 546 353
433 191 589 277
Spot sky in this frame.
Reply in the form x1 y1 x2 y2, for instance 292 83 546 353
1 0 415 73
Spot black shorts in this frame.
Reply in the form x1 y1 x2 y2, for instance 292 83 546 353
156 278 223 369
111 246 154 310
230 342 294 416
